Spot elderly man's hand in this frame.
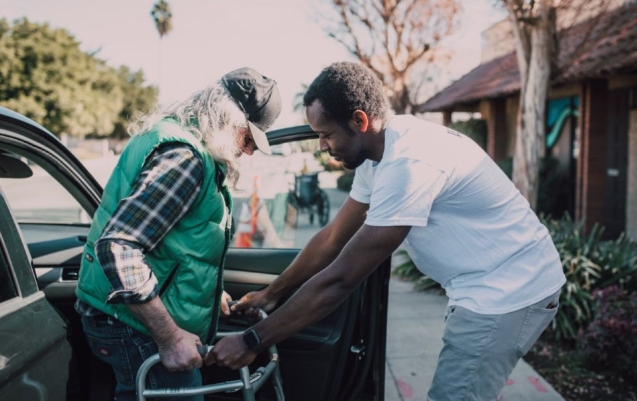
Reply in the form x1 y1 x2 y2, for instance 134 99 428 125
220 291 233 317
205 335 257 370
156 327 203 371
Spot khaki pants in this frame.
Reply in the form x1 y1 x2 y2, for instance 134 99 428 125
427 290 560 401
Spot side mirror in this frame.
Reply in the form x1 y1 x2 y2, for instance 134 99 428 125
0 153 33 179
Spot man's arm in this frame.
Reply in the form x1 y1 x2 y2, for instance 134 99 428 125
96 143 206 371
209 223 410 369
232 196 369 311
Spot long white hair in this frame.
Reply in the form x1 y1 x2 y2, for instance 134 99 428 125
128 82 246 187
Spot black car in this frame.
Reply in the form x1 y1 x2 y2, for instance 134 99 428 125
0 106 390 401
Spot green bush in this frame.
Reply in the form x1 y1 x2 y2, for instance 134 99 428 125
314 150 344 172
542 214 637 342
578 286 637 380
391 249 442 292
336 170 355 192
448 119 487 150
392 213 637 343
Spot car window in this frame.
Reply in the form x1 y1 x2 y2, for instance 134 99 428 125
0 153 91 224
230 138 349 249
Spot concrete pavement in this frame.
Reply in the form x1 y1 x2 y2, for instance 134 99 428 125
384 278 564 401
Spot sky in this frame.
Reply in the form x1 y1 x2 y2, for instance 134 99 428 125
0 0 507 128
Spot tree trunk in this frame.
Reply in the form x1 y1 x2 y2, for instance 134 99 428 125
511 1 554 210
388 74 410 114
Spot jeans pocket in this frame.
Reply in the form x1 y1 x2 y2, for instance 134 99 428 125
85 334 135 387
515 298 559 357
444 305 456 323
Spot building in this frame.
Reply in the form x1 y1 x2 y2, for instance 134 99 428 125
417 1 637 239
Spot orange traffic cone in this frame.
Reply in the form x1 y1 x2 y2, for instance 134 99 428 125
235 202 253 248
235 176 261 248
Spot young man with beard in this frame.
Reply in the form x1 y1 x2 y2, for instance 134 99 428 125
210 62 565 401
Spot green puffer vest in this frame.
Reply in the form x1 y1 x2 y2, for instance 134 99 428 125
76 119 232 343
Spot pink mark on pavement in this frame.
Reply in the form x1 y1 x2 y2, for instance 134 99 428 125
497 395 503 401
505 379 515 386
397 379 414 398
528 376 548 393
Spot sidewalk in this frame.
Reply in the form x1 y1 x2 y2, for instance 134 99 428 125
384 278 564 401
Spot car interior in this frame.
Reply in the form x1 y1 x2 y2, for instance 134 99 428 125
0 114 389 401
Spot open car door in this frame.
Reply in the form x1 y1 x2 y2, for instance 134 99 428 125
0 107 390 401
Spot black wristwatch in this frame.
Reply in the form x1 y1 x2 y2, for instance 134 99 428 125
242 328 265 353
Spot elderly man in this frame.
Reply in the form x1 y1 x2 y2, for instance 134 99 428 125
75 67 281 401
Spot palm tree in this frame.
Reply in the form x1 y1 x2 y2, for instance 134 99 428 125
150 0 173 92
151 0 173 38
292 83 309 124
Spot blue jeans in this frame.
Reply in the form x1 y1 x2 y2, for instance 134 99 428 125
81 314 203 401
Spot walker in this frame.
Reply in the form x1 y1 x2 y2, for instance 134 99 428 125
136 307 284 401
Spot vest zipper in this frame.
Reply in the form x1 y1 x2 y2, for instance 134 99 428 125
158 263 180 297
205 227 229 345
205 188 232 345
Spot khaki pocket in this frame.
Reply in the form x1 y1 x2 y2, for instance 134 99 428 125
515 295 560 357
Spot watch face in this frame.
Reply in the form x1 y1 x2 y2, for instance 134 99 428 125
243 329 260 350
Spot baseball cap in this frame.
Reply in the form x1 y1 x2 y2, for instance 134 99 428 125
221 67 281 155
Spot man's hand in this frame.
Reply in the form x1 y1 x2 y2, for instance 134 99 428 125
220 291 233 316
156 327 203 371
205 335 257 370
127 297 204 371
230 289 278 314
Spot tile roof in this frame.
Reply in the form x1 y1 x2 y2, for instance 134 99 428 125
417 1 637 112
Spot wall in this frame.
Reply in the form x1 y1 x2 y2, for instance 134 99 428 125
481 19 515 64
627 109 637 240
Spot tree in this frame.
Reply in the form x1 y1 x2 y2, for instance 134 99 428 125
0 18 123 137
316 0 461 114
151 0 173 90
110 66 159 139
501 0 611 209
0 18 158 139
151 0 173 38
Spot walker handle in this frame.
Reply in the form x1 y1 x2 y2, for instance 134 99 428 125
197 344 212 359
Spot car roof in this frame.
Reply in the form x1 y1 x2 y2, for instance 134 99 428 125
0 106 56 138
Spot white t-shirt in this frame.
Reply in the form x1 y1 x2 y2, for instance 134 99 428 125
350 115 566 314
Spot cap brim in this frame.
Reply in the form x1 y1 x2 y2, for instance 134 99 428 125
248 121 272 155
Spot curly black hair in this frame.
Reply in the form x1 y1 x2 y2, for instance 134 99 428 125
303 62 388 125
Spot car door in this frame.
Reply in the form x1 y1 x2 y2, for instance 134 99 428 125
210 126 390 401
0 185 71 401
0 107 112 401
0 107 390 401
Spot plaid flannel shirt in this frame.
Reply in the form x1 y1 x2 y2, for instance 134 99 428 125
75 142 203 316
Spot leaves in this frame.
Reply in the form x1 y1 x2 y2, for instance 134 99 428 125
0 18 157 138
391 248 443 292
542 214 637 342
393 213 637 344
151 0 173 38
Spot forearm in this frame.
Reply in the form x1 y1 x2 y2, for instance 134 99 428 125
257 251 358 346
127 297 180 345
255 225 410 347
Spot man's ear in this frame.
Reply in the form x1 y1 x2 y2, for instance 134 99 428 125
351 110 369 132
